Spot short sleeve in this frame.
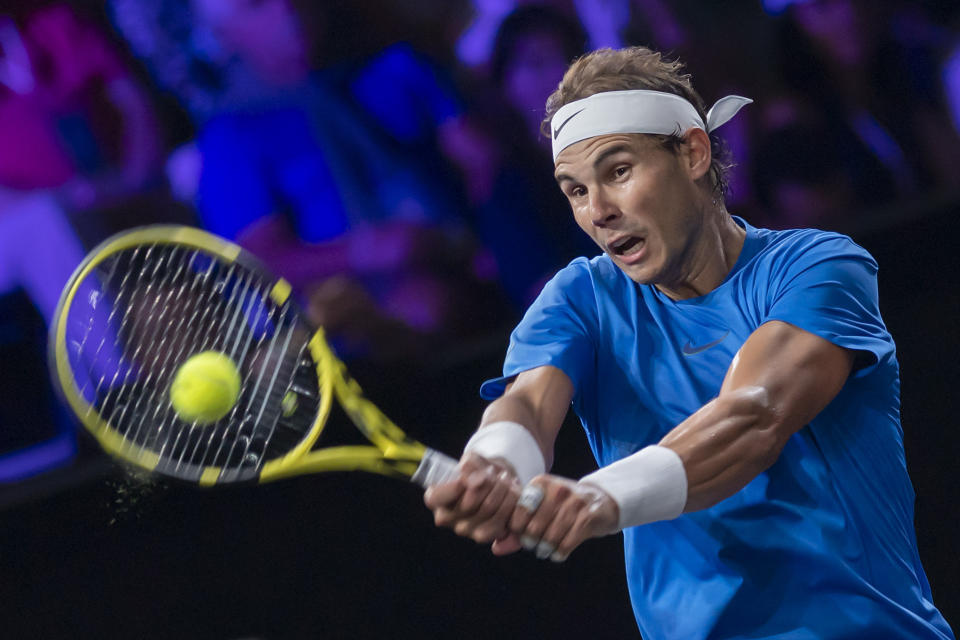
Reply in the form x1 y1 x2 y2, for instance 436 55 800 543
480 260 597 399
350 44 462 143
764 235 894 377
196 116 274 240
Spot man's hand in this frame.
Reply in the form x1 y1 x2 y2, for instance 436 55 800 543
423 452 524 554
508 474 619 562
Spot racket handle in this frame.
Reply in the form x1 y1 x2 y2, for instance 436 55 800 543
411 448 460 489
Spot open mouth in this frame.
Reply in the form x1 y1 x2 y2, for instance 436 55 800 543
609 235 645 257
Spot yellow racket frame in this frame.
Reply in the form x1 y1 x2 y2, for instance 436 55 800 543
51 226 431 485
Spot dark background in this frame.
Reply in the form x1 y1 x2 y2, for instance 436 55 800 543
0 203 956 638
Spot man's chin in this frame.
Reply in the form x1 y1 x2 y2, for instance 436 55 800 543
619 263 658 285
609 245 656 277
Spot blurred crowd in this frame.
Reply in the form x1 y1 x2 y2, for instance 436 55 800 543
1 0 959 477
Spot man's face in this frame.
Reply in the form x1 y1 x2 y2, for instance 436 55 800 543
554 133 705 285
503 32 570 121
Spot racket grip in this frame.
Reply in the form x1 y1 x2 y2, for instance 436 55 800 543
411 448 460 489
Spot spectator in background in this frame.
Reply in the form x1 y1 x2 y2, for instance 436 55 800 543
750 90 897 230
936 10 960 139
190 0 501 361
108 0 241 125
448 5 598 308
772 0 960 201
946 40 960 137
456 0 631 71
0 3 162 479
753 121 860 230
448 2 762 306
0 1 162 325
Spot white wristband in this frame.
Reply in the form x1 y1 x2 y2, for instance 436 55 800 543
578 445 687 531
463 421 546 485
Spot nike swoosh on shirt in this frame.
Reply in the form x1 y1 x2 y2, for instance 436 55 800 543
681 331 730 356
553 108 585 139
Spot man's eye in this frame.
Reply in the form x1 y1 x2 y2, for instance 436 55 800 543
614 166 629 178
570 186 586 198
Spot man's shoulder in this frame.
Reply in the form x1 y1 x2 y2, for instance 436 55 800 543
750 224 875 272
530 255 631 326
552 254 624 288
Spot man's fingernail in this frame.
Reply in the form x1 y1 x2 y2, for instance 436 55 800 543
550 551 568 563
520 535 537 550
535 541 555 560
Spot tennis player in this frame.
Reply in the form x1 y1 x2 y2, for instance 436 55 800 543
424 47 955 639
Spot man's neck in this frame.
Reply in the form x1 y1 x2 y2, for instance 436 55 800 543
655 211 746 301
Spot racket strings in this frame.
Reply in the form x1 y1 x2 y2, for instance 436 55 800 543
100 245 175 439
66 244 312 480
268 355 322 452
209 299 300 475
95 246 228 459
107 247 217 452
169 260 260 470
72 242 128 402
119 245 207 455
79 243 149 410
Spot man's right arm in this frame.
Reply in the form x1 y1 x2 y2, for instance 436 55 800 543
423 365 573 554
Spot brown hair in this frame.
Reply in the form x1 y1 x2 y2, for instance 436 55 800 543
542 47 734 198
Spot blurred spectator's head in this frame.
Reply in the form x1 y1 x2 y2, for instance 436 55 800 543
781 0 879 67
544 46 733 198
491 6 585 140
753 122 855 228
193 0 314 85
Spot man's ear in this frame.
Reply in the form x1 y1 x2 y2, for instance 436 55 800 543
682 128 712 182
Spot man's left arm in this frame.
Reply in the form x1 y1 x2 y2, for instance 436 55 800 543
509 320 855 561
660 319 854 511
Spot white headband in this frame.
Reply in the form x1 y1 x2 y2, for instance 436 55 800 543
550 90 752 160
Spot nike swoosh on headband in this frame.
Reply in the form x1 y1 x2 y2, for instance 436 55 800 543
552 108 585 139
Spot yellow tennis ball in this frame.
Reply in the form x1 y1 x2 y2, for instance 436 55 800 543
169 351 241 424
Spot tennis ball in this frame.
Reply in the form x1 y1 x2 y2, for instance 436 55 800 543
169 351 241 424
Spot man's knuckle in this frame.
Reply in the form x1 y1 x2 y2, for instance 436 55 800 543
474 524 500 542
587 507 607 526
461 493 483 513
579 509 600 531
477 499 502 520
471 530 490 544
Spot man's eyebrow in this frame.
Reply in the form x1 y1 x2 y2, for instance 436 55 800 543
592 144 632 168
554 144 633 184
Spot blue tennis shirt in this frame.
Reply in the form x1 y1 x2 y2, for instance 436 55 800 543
481 218 954 639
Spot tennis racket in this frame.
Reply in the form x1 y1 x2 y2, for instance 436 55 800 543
48 225 458 488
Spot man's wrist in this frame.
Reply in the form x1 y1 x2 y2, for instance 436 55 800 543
578 445 687 531
463 420 546 485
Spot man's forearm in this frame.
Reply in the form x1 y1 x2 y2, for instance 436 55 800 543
474 365 574 471
657 386 785 512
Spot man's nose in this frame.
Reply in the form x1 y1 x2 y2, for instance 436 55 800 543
589 189 620 228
